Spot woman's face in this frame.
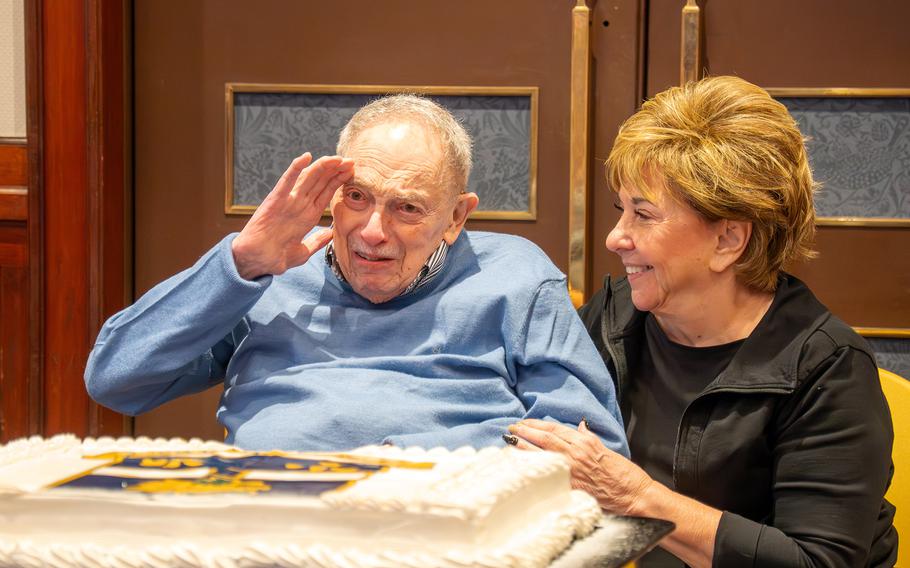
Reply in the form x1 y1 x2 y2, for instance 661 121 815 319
606 180 723 317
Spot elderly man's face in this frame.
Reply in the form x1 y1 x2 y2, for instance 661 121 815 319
330 121 476 303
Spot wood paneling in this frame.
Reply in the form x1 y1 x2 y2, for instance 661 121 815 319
0 23 34 442
0 189 27 221
0 241 26 266
0 224 29 440
30 0 130 439
0 144 27 187
41 0 91 435
25 0 44 440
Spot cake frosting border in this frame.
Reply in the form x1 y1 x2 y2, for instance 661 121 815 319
0 435 604 568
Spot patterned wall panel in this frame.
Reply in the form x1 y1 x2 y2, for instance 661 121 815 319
779 97 910 220
869 337 910 380
229 89 535 217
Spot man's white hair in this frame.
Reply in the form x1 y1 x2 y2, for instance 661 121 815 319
337 94 473 194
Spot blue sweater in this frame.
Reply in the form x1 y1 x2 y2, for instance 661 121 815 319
85 231 628 455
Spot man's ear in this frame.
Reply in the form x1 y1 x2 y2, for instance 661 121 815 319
709 219 751 273
443 192 479 245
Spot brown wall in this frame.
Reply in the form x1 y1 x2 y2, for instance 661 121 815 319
589 0 647 293
132 0 582 439
646 0 910 95
591 0 910 330
131 0 910 440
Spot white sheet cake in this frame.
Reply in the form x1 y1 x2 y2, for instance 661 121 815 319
0 435 602 567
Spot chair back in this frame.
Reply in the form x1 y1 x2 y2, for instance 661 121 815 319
880 368 910 565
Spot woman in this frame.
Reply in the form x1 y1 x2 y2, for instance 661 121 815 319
508 76 897 567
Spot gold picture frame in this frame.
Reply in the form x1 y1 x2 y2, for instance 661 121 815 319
766 87 910 228
225 83 539 220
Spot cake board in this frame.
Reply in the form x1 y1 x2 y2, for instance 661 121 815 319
551 515 675 568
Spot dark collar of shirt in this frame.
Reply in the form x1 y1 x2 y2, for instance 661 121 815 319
324 240 449 299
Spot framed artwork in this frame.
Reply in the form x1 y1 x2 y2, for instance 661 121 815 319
768 88 910 227
225 84 539 220
770 89 910 340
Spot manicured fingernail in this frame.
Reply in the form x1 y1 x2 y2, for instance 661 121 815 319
502 434 519 446
582 416 591 429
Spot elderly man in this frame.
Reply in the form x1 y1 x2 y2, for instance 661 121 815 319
85 95 627 454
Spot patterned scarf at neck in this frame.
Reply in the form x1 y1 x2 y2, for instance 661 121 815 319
324 239 450 299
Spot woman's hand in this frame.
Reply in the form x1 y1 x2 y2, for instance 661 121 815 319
508 419 655 516
510 419 723 568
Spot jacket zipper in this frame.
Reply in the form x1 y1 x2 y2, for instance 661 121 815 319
671 384 792 491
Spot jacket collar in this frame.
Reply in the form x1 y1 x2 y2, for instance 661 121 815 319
605 273 832 393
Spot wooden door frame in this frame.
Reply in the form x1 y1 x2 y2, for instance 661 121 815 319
24 0 131 439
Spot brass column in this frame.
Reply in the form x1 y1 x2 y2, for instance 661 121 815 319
680 0 701 84
568 0 592 307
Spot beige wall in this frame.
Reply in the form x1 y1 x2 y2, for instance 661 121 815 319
0 0 26 138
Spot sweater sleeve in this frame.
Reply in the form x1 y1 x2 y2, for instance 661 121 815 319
387 280 629 454
713 345 895 567
513 280 628 455
84 234 271 415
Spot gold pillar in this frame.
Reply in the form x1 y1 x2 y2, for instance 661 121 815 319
680 0 701 85
568 0 592 307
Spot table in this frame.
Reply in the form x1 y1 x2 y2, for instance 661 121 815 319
551 515 675 568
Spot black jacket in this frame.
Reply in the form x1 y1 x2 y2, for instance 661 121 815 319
579 273 897 567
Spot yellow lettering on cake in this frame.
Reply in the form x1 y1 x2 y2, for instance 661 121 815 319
316 461 363 474
139 458 205 469
128 474 271 495
281 461 368 474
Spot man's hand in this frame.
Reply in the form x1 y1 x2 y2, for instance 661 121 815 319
231 153 354 280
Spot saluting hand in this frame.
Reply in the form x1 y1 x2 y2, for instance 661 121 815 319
231 153 355 280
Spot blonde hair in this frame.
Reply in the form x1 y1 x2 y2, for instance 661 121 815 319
607 75 818 292
337 94 473 194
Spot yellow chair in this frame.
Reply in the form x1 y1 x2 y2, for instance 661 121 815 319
880 368 910 566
